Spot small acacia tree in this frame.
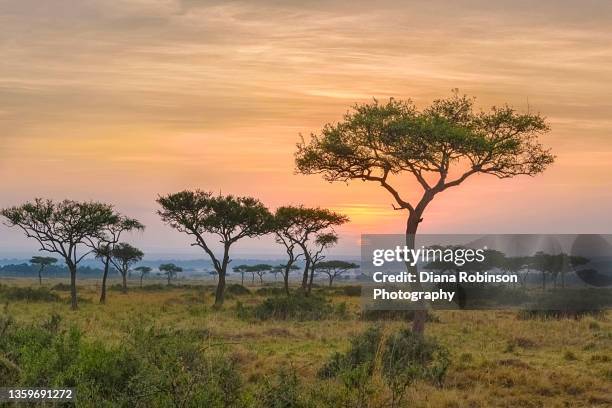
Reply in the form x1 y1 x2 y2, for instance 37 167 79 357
93 216 144 303
273 206 347 293
159 263 183 285
157 191 273 307
296 92 554 334
248 264 273 285
134 266 152 287
2 199 116 310
316 260 359 287
306 232 338 293
233 264 249 285
30 256 58 285
110 243 144 293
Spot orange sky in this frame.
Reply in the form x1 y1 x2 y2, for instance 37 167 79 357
1 0 611 258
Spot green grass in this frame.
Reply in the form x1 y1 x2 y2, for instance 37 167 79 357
1 278 611 407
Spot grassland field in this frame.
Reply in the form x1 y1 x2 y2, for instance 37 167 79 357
1 277 611 407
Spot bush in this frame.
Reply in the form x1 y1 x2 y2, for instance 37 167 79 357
257 366 305 408
255 287 286 296
0 310 242 407
51 283 72 291
341 285 362 297
0 285 61 302
360 308 438 322
226 284 251 296
319 326 449 407
518 288 611 320
244 295 336 321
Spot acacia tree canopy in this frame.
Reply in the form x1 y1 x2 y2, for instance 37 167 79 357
157 190 273 306
296 93 554 215
1 198 117 309
295 92 554 335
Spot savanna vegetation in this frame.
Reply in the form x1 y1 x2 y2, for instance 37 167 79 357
2 93 608 407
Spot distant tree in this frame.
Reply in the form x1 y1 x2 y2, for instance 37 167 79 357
109 243 144 293
248 264 273 285
159 263 183 285
92 216 144 303
316 260 359 286
273 206 347 294
157 191 273 307
296 92 554 334
233 264 249 285
306 233 338 293
29 256 58 285
1 199 116 310
134 266 152 287
273 206 304 295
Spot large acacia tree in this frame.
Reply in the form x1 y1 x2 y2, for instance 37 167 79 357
157 191 273 307
1 199 116 310
296 92 554 334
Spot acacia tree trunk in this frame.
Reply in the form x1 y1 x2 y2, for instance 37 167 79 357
328 274 334 287
100 258 110 304
38 267 43 286
140 274 144 287
307 264 315 294
406 210 427 336
68 262 78 310
241 273 244 285
121 271 127 293
214 244 230 308
301 252 311 291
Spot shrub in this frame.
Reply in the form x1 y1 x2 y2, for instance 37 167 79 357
226 284 251 296
341 285 362 297
319 326 449 407
242 295 337 321
257 366 305 408
51 283 72 291
0 285 61 302
0 310 242 407
360 308 438 322
318 325 382 379
518 289 611 320
255 287 286 296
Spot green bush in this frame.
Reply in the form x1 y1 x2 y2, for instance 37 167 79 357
518 288 611 320
0 284 61 302
257 366 305 408
0 311 242 407
242 294 336 321
341 285 362 297
319 325 449 407
255 287 286 296
226 284 251 296
51 283 72 291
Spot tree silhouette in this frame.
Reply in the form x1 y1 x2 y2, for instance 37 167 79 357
248 264 273 285
296 92 554 334
29 256 58 285
233 264 249 285
134 266 152 287
306 232 338 293
159 263 183 285
272 206 347 293
110 243 144 293
1 199 116 310
92 216 144 303
157 191 273 307
315 260 359 286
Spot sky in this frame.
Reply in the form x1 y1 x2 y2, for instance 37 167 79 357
1 0 611 258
